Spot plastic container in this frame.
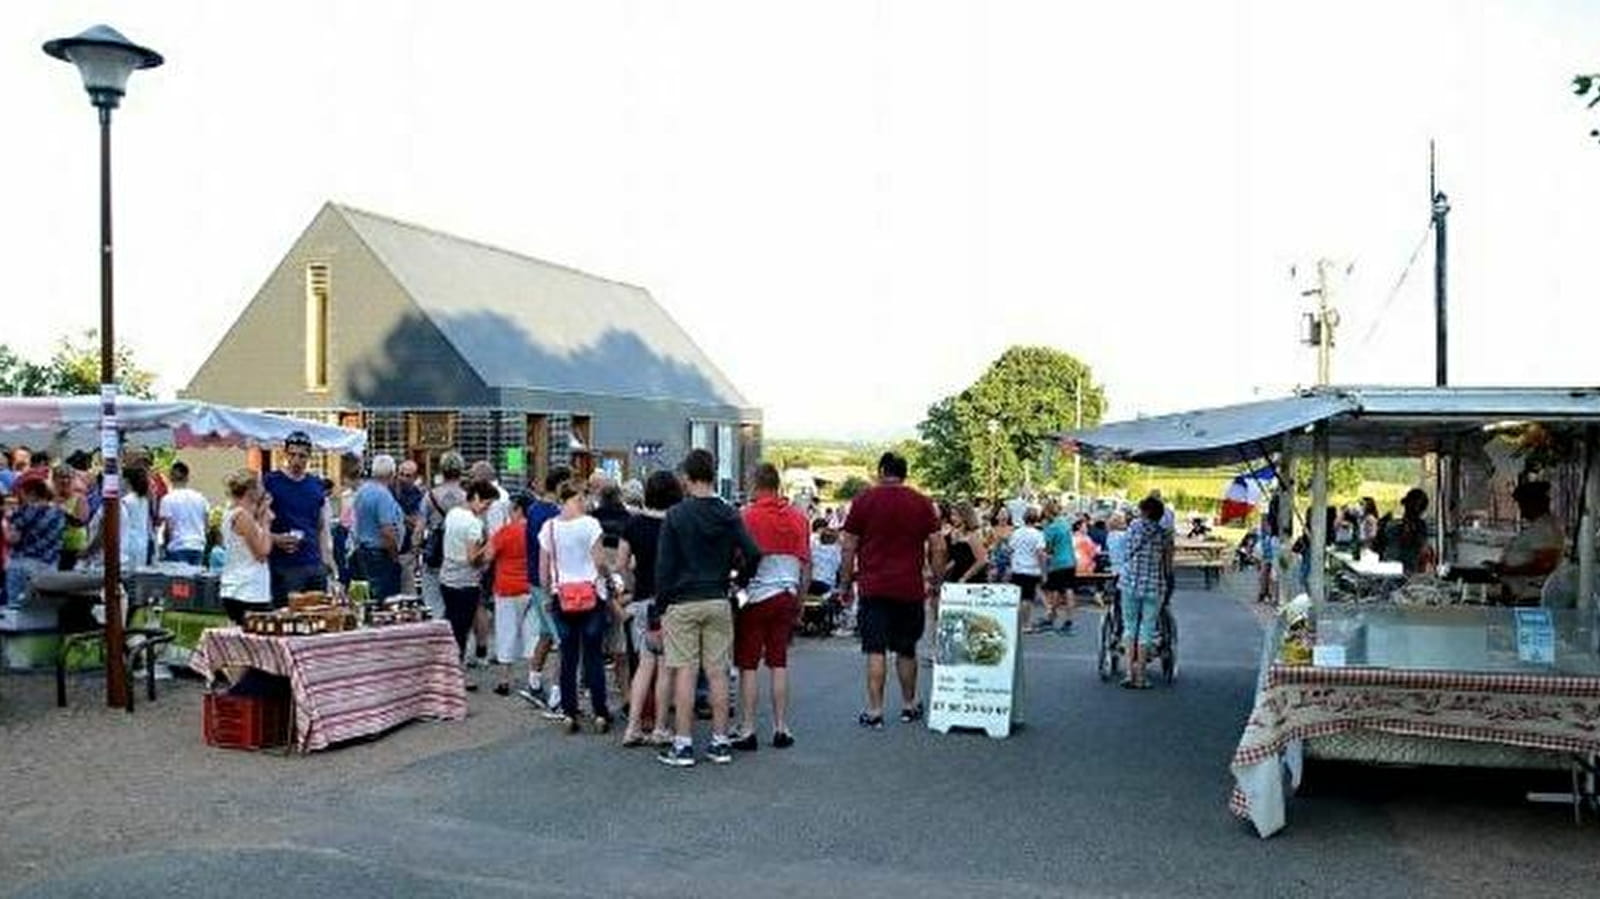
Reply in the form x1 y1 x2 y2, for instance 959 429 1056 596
202 690 289 750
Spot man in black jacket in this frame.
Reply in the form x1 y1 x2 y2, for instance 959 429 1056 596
654 449 762 767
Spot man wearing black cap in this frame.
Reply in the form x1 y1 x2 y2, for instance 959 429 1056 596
264 431 335 605
1490 481 1564 604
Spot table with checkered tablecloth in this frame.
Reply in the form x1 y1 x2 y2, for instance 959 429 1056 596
190 621 467 752
1230 659 1600 837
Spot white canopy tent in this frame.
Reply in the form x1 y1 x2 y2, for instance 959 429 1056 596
0 396 366 455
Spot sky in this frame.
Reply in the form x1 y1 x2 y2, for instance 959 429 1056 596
3 1 1599 439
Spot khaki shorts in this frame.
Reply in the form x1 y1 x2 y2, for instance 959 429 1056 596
662 598 733 671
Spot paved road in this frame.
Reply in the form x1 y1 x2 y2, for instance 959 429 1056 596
10 581 1600 897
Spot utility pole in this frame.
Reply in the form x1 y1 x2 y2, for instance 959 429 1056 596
1431 140 1450 387
1072 378 1083 501
1299 259 1341 385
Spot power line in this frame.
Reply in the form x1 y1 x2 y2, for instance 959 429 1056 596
1356 220 1434 348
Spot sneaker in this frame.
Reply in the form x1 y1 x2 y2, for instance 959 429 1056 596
464 681 479 693
1056 621 1075 635
518 687 547 708
547 685 561 710
592 716 612 735
899 703 925 724
857 711 885 730
540 707 569 722
493 683 511 696
706 740 734 765
561 715 581 734
772 730 795 749
730 732 759 752
657 743 696 768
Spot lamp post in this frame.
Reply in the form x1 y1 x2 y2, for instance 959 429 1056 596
43 25 163 710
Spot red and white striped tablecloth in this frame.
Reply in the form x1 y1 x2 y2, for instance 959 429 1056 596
1229 661 1600 837
190 621 467 752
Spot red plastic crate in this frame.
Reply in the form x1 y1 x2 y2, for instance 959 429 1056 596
203 691 289 750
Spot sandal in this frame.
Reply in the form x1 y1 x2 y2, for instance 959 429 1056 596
620 731 647 747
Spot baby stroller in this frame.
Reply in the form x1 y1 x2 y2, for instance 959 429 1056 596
798 584 842 637
1096 584 1177 684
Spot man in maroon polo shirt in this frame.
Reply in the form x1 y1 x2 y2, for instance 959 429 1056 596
839 452 945 728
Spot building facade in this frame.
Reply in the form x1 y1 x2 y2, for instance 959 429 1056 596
183 203 761 495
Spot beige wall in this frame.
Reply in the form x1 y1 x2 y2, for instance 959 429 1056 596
183 204 488 409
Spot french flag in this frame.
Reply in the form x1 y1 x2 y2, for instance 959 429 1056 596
1219 465 1276 525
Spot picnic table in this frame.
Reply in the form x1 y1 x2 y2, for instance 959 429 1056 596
1172 539 1229 589
190 621 467 752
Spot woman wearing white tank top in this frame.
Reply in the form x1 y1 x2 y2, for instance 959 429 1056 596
220 469 275 624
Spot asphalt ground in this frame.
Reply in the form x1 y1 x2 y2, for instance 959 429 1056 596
4 576 1599 897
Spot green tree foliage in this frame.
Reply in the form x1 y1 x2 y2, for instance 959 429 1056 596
833 475 870 501
913 346 1105 499
1292 457 1364 499
0 345 54 396
0 332 157 399
1576 72 1600 143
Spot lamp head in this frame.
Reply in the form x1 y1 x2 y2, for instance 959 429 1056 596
43 25 163 110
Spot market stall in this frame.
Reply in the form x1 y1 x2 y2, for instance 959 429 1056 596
0 397 365 690
1068 386 1600 837
190 618 466 752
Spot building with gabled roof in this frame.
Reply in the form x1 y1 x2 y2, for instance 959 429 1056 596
183 202 761 495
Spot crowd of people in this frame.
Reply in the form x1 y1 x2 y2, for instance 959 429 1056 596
1 444 213 607
3 431 1188 758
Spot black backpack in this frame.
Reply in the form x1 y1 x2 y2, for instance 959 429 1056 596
422 490 446 569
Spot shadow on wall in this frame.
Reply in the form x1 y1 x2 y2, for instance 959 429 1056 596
346 309 732 408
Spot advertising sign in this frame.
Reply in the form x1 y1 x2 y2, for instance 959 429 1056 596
929 582 1023 739
1514 608 1555 665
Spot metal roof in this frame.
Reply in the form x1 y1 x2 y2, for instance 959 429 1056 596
1068 386 1600 467
333 204 753 411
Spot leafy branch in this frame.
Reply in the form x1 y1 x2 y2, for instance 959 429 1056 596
1576 73 1600 143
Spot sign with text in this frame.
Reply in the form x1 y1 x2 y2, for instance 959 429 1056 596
929 582 1023 739
1514 608 1555 665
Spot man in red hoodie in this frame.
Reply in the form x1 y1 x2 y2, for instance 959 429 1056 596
732 463 811 750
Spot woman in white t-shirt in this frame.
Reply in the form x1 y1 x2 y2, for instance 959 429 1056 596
440 481 497 682
120 465 155 570
220 469 275 624
538 482 614 734
1007 508 1048 633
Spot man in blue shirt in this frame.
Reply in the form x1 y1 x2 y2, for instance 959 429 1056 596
519 465 570 708
352 454 405 600
264 431 335 606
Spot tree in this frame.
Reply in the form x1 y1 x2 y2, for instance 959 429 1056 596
1292 457 1364 500
0 345 54 396
833 475 870 501
913 346 1106 499
0 332 157 399
1576 72 1600 143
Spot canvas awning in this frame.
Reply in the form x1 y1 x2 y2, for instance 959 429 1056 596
0 396 367 454
1067 386 1600 468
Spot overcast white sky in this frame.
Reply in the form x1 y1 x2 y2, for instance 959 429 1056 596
4 1 1599 439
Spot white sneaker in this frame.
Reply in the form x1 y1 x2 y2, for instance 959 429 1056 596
547 684 561 710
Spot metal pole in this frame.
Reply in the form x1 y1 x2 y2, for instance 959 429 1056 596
1072 378 1083 500
1309 424 1330 602
1433 192 1450 387
1277 436 1297 607
1316 260 1332 386
99 106 128 710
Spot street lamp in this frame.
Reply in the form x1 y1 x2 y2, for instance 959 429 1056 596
44 24 163 711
